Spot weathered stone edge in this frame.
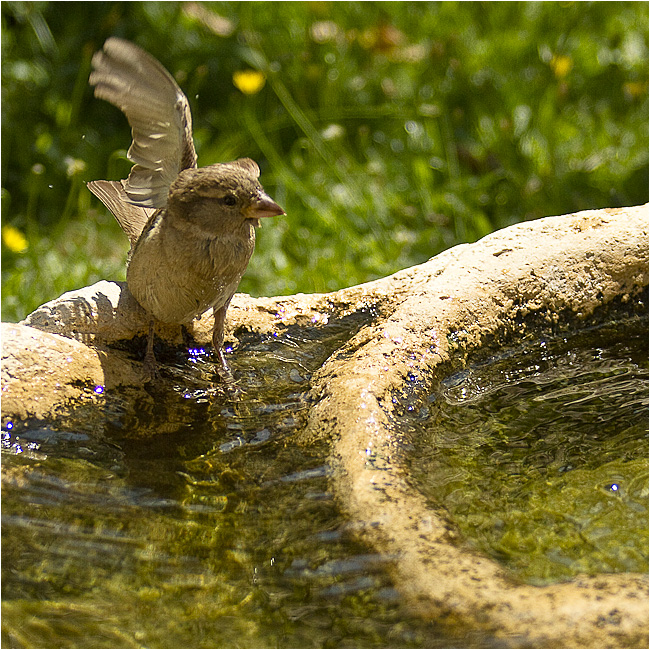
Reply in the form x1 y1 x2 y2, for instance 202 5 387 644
307 204 649 648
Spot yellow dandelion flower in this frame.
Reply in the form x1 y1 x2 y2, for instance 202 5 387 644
233 70 266 95
550 55 572 79
2 225 28 253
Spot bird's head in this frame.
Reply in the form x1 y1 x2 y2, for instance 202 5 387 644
167 158 284 233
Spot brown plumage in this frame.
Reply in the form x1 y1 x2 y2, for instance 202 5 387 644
87 38 284 380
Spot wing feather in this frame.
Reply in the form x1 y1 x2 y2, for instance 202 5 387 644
89 37 197 209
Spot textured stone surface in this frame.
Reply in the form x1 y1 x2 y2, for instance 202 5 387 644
2 204 648 646
307 204 649 648
1 322 143 422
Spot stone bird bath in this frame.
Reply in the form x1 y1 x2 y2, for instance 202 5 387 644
2 205 648 647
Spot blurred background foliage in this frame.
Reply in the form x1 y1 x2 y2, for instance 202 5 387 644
1 1 648 322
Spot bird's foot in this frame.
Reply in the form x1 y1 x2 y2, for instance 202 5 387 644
141 350 160 383
214 348 235 384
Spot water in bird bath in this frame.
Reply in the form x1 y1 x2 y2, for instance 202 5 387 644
405 314 649 585
1 308 488 649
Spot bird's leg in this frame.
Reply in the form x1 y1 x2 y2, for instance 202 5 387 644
212 301 234 382
142 318 159 381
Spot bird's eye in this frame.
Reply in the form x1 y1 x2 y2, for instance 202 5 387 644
222 194 237 207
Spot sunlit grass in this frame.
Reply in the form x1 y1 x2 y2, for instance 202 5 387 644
2 1 648 322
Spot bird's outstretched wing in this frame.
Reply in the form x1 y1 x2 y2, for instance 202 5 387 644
89 37 198 209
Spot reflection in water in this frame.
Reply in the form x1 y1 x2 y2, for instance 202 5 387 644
408 317 649 585
2 311 475 649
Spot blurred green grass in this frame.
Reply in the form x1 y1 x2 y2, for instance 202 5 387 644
2 1 648 322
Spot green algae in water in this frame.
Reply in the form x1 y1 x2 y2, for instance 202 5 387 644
408 318 649 585
1 312 484 650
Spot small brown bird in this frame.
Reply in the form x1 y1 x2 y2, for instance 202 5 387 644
87 38 284 380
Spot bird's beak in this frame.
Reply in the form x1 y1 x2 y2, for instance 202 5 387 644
245 193 285 220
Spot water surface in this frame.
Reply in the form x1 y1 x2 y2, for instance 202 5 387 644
408 316 649 584
2 311 481 649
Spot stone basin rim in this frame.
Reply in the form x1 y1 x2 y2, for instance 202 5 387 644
306 204 649 648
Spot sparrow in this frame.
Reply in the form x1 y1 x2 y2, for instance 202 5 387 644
86 38 285 381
